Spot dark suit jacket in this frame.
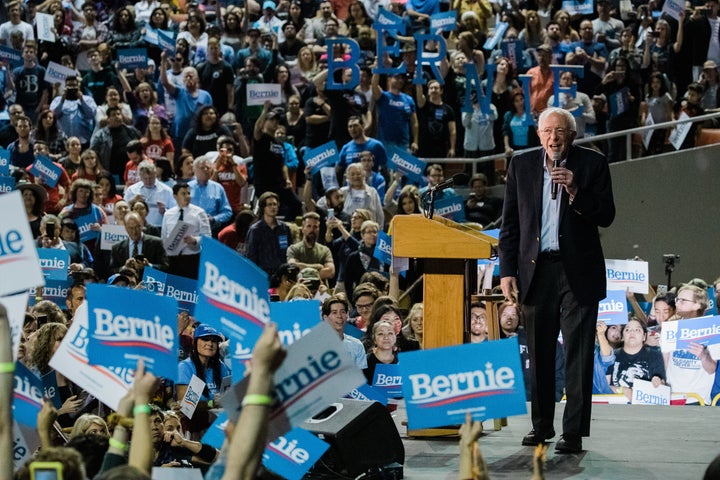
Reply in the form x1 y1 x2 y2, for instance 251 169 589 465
109 234 169 274
499 145 615 305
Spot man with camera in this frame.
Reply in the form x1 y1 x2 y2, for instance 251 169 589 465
49 75 97 148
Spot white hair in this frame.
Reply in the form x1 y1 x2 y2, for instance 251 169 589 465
538 107 576 133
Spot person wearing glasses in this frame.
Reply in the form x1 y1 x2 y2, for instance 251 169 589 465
664 285 716 404
468 302 488 344
499 107 615 453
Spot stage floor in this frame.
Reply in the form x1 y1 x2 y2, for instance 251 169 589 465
395 402 720 479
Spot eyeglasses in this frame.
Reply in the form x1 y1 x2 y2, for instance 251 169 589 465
540 128 568 136
676 297 697 304
356 303 373 311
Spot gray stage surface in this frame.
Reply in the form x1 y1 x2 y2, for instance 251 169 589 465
395 402 720 479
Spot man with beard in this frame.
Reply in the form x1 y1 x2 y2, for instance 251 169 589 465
287 212 335 281
278 21 306 62
545 21 567 65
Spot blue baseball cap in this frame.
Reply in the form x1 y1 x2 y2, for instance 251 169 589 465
194 324 222 340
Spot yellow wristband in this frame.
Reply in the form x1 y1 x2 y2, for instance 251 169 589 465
242 394 273 407
617 387 623 394
0 362 15 374
133 404 151 415
109 438 128 451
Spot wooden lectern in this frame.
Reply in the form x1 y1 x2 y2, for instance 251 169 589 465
391 214 497 350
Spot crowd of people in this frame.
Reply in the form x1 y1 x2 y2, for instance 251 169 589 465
2 0 720 477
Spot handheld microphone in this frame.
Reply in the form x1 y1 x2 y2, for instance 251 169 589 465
551 152 562 200
430 172 470 193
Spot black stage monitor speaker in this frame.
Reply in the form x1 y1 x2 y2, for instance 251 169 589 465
301 399 404 477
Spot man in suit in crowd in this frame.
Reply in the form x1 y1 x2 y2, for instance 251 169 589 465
110 212 169 275
499 107 615 453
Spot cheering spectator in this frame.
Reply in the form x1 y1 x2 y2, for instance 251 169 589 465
665 285 715 404
607 318 666 401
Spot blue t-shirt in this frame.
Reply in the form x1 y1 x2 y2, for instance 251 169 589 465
171 87 213 140
510 114 529 147
376 91 416 147
339 138 388 169
177 357 231 400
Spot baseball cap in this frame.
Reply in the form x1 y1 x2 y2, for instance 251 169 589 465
194 324 223 340
263 0 276 10
300 267 320 282
107 273 131 286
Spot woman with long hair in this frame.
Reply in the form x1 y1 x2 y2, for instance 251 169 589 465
640 71 673 155
142 114 175 163
176 325 231 409
384 180 422 218
346 0 374 38
60 179 107 250
502 90 539 155
18 181 46 238
182 105 233 157
275 64 301 107
107 6 142 51
642 15 684 78
294 46 321 85
285 94 306 148
401 303 424 348
519 10 547 49
553 10 579 42
32 109 67 159
288 1 314 43
221 9 245 53
142 6 171 65
71 149 104 182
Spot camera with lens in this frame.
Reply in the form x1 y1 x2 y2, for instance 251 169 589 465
663 254 679 268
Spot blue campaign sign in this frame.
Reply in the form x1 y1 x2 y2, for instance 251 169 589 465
430 11 457 32
608 87 630 119
343 322 364 340
501 39 525 70
304 141 339 175
201 411 229 450
37 248 69 281
118 48 149 70
143 266 199 314
598 289 627 326
373 363 403 398
434 194 466 222
85 284 179 380
373 231 392 265
663 315 720 352
262 427 330 480
197 238 271 381
27 279 71 308
74 210 101 243
157 29 176 54
0 175 15 193
562 0 594 15
0 149 9 175
273 300 321 346
386 146 426 184
42 371 62 409
28 155 62 188
346 383 388 405
483 22 507 50
0 45 22 68
706 287 717 316
375 8 405 30
13 361 44 428
398 338 527 430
